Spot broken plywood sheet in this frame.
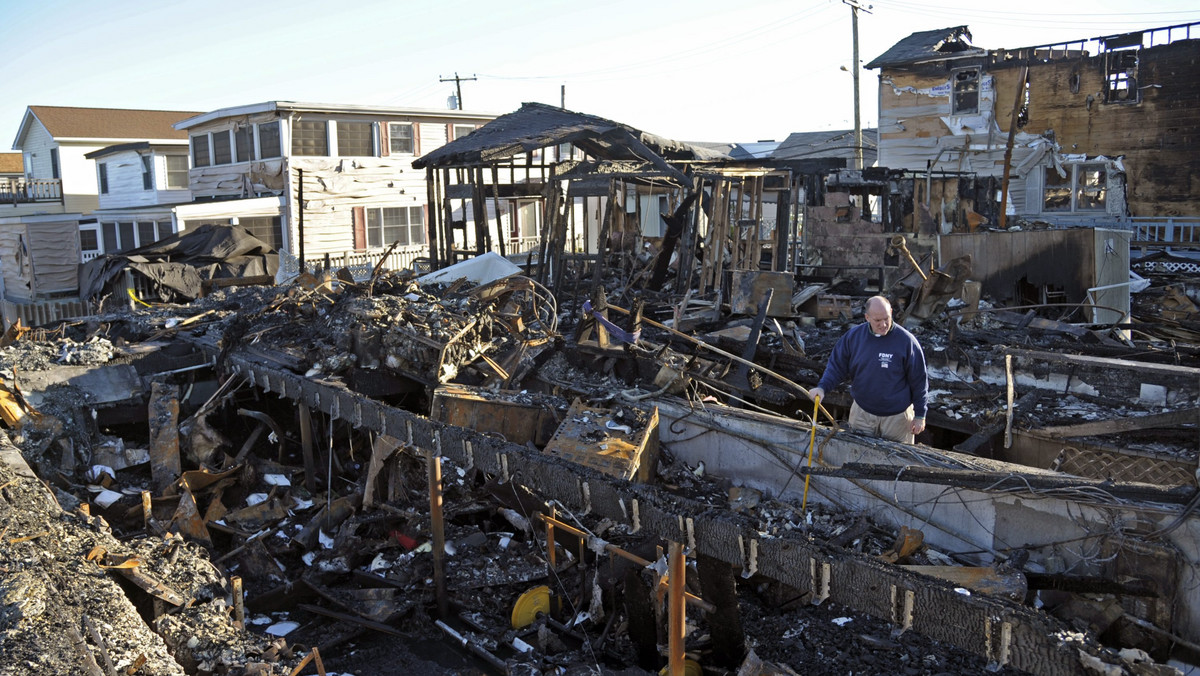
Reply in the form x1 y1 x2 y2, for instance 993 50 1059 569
17 363 142 408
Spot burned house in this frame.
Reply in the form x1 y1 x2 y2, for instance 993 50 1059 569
865 23 1200 228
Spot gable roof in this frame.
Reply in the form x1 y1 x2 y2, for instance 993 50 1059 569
18 106 202 146
0 153 22 174
865 26 985 69
773 129 878 164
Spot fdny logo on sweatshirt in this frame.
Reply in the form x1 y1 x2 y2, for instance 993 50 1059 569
878 352 894 368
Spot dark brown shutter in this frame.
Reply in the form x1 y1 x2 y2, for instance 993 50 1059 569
413 123 421 156
379 122 389 157
352 206 366 251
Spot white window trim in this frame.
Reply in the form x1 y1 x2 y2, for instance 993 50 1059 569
1043 163 1109 213
165 155 189 189
366 205 425 248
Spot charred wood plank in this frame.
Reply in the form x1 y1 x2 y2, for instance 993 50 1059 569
1038 407 1199 438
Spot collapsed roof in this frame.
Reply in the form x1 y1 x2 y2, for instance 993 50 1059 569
413 101 730 170
78 224 279 302
865 25 985 69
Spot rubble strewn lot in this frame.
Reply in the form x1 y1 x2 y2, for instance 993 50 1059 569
0 257 1196 675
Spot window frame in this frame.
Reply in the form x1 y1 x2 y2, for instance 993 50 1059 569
292 119 329 156
1104 49 1140 104
1043 163 1108 213
366 206 425 248
336 120 375 157
165 155 189 189
452 124 476 140
258 122 282 159
950 67 981 115
211 130 233 165
235 125 256 163
388 123 414 154
191 134 211 168
141 155 154 190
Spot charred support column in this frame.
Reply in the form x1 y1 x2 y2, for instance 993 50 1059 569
427 447 449 620
296 168 306 273
148 382 181 495
298 404 316 494
697 553 746 668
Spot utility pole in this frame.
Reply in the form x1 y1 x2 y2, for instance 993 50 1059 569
438 72 476 110
843 1 872 170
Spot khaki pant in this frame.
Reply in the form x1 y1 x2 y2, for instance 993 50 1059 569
848 402 915 444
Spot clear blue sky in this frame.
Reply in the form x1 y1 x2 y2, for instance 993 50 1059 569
3 0 1199 147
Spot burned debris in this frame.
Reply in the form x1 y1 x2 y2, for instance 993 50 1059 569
3 34 1200 674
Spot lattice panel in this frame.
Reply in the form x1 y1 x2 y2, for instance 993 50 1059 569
1052 446 1196 486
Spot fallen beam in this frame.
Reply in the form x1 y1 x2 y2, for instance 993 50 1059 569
1038 407 1199 438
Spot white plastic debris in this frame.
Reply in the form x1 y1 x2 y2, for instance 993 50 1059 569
319 530 334 549
302 551 317 567
605 420 633 434
265 621 300 636
93 489 124 509
263 474 291 487
246 493 269 507
87 465 116 483
832 617 853 626
955 587 972 596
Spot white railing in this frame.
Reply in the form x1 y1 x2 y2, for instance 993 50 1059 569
0 178 63 205
1127 217 1200 246
281 245 429 281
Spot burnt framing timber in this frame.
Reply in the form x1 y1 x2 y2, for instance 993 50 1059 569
222 350 1121 675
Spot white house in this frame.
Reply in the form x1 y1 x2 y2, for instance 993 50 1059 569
172 101 497 275
83 140 192 260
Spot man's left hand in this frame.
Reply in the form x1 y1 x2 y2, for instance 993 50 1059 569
911 418 926 435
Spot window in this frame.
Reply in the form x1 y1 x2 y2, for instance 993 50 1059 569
238 216 283 249
1104 50 1139 103
1043 164 1107 212
366 206 424 248
452 124 475 140
118 222 135 252
79 229 100 252
138 221 157 245
158 220 175 239
235 126 255 162
166 155 189 189
212 131 233 165
337 121 374 156
50 148 59 179
98 164 109 194
258 122 282 158
388 123 414 154
292 120 328 156
192 135 211 167
951 68 980 115
141 156 153 190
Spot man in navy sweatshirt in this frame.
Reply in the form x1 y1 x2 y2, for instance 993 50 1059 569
809 296 929 443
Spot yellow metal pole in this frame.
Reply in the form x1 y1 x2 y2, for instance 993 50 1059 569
802 395 820 512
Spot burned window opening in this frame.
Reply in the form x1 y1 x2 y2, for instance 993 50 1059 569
951 68 980 115
1043 163 1107 213
1104 49 1139 104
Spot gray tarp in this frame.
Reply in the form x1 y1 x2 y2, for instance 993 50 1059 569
79 224 279 302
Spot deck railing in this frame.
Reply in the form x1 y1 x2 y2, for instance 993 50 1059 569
0 178 63 205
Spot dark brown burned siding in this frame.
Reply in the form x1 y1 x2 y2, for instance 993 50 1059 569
989 38 1200 216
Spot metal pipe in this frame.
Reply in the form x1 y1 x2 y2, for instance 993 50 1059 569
435 620 509 674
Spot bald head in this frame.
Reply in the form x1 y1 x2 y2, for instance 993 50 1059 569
864 296 893 336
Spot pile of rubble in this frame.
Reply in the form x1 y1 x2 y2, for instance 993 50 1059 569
0 254 1195 676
